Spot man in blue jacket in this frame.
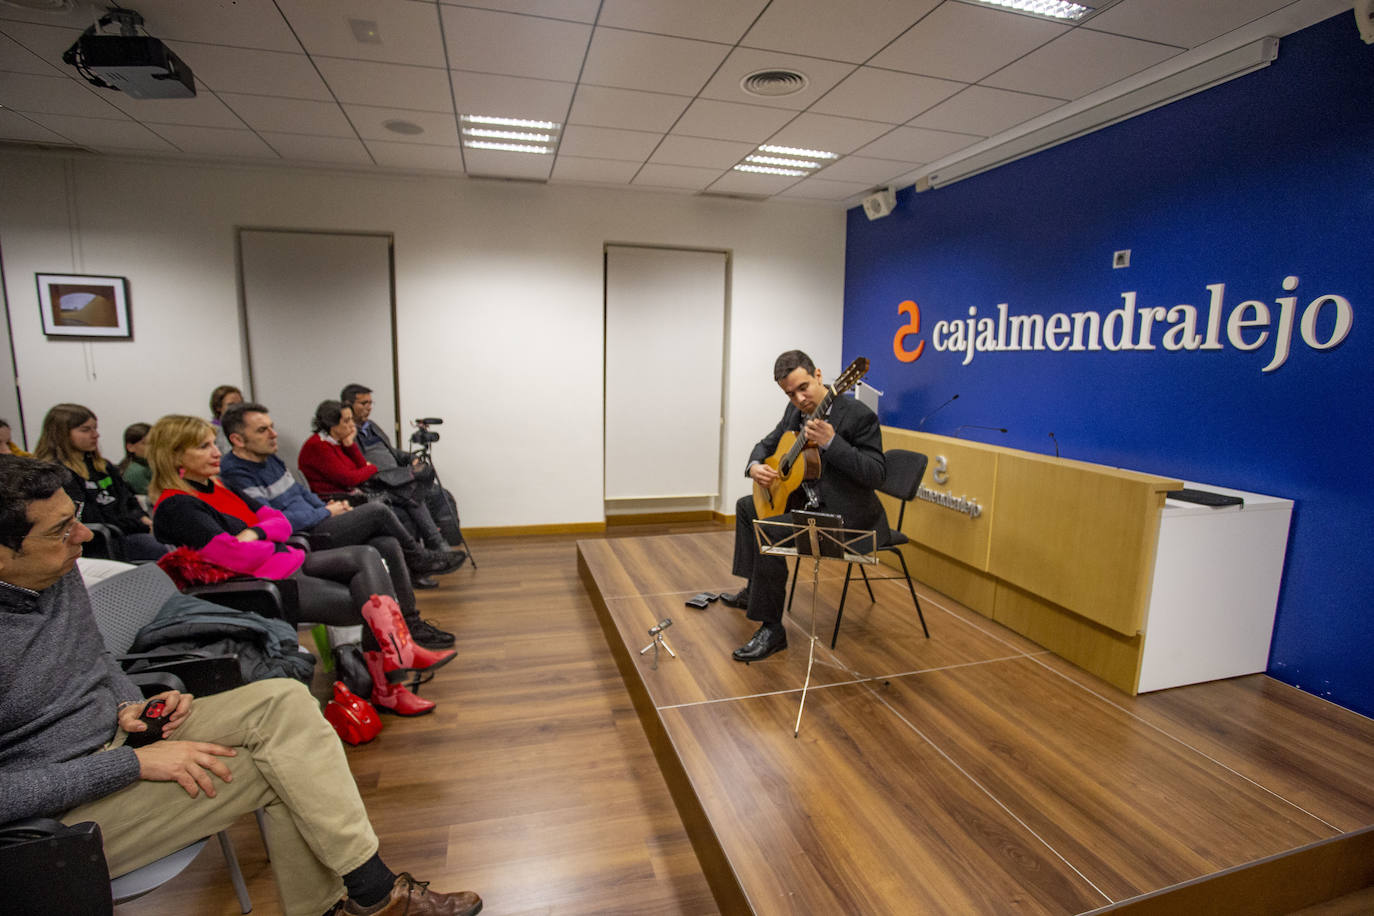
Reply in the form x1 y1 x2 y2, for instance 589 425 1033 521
218 403 457 649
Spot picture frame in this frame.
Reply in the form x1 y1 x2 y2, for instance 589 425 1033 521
35 273 132 339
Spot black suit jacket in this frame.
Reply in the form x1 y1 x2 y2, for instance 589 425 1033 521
747 393 888 539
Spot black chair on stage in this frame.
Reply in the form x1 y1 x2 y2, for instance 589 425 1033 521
786 448 932 648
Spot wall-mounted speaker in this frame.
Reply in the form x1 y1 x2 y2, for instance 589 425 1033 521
862 186 896 220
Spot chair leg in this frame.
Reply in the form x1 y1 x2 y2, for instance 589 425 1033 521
894 551 930 638
831 564 855 649
857 564 875 601
255 808 270 861
216 830 252 913
784 556 801 614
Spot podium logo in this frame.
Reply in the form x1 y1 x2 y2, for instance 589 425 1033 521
894 277 1353 373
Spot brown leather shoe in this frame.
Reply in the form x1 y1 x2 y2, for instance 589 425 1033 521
346 873 482 915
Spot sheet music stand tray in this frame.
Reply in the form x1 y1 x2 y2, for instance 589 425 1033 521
754 514 877 737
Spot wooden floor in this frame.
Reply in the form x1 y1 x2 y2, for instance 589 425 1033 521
115 522 1374 915
579 530 1374 916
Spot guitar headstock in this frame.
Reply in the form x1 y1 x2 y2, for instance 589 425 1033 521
830 357 870 397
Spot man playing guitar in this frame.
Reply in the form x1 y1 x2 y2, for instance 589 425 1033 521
722 350 888 661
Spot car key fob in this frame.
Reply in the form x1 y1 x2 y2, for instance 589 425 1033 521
125 699 169 748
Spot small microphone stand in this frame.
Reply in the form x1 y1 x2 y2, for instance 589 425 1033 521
639 625 676 671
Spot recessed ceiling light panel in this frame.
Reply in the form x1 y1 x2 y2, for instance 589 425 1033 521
460 114 561 155
963 0 1095 22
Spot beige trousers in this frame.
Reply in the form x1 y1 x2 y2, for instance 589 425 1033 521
63 678 379 916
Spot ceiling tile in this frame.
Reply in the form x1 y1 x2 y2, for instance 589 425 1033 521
853 124 981 162
105 0 301 52
449 70 574 122
551 156 641 183
365 140 465 171
314 58 454 111
27 113 175 151
811 67 964 123
567 85 690 132
580 27 730 97
869 2 1066 83
463 148 555 180
259 132 373 165
909 85 1064 136
597 0 769 43
777 177 874 200
148 124 278 158
706 169 801 196
982 28 1182 100
344 105 459 145
558 125 661 162
762 112 892 155
102 85 246 128
439 0 601 22
813 155 913 183
741 0 941 63
633 163 723 189
0 109 70 145
275 0 446 66
650 135 754 169
440 6 592 82
1088 0 1294 49
220 94 355 137
671 99 795 143
698 47 856 111
0 20 82 71
172 43 333 101
0 30 66 75
0 71 121 118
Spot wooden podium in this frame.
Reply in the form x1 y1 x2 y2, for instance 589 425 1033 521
881 428 1292 694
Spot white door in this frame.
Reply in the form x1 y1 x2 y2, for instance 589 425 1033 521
604 245 727 502
238 230 395 468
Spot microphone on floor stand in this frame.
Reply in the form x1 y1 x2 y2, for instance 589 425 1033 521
918 393 958 428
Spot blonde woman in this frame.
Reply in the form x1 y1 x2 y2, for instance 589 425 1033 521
34 403 166 561
146 415 452 716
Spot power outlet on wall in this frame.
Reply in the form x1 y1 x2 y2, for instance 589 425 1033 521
1113 249 1131 268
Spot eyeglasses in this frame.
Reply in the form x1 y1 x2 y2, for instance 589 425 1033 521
26 501 85 544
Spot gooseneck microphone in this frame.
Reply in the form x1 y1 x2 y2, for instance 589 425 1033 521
954 424 1008 437
1048 432 1060 458
918 393 959 428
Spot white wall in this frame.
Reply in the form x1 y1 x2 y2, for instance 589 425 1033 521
0 150 846 528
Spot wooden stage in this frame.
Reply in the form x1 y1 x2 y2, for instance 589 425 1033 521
578 530 1374 915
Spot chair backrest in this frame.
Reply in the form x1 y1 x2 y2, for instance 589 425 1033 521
880 450 928 503
86 562 180 655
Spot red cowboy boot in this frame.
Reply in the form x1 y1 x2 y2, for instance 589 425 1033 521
364 650 435 717
360 594 456 673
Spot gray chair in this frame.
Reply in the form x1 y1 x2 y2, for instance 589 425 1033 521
86 561 258 913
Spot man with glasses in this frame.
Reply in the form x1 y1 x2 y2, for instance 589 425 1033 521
0 455 482 916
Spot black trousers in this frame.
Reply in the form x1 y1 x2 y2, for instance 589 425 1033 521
732 494 797 627
290 545 396 652
310 501 418 617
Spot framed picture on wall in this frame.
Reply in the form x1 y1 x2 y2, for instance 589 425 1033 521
35 273 132 339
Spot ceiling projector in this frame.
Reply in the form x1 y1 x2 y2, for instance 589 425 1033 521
62 8 195 100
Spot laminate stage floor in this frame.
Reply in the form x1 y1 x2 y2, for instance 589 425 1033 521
578 530 1374 915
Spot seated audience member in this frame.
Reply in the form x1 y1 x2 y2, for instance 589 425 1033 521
0 418 31 457
34 403 167 561
298 401 451 553
209 384 243 454
118 421 152 497
341 384 463 552
218 402 457 648
0 455 483 916
146 415 451 715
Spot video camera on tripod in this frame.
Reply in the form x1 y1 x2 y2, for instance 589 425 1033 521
409 417 442 460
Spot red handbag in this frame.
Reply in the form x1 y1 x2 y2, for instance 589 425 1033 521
323 681 383 745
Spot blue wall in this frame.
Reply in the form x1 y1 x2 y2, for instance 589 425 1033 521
842 14 1374 717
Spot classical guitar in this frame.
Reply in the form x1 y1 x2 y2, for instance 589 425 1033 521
752 356 870 518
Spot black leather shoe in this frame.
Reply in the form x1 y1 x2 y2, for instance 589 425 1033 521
732 625 787 662
412 575 439 590
409 618 457 648
719 585 750 609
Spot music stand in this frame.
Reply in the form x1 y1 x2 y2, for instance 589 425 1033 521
754 513 877 737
